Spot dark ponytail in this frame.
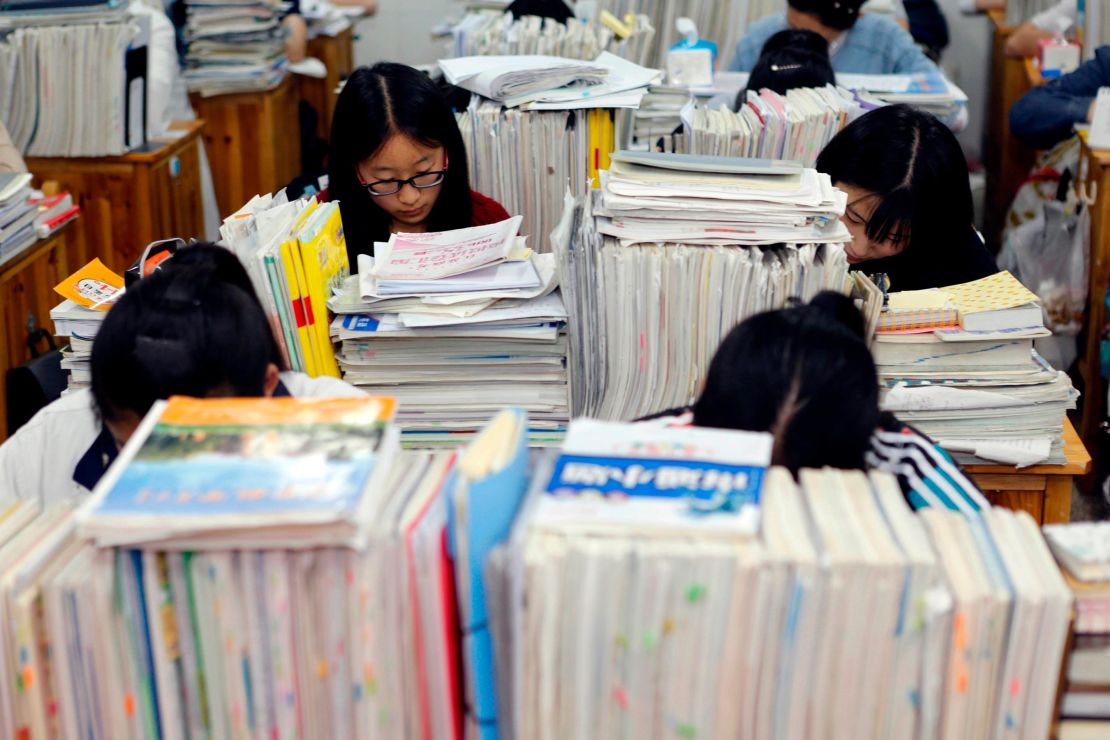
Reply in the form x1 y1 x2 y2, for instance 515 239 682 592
692 291 878 473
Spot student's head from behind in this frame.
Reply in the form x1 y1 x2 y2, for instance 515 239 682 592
815 104 973 269
90 243 285 447
737 29 834 107
329 63 472 256
786 0 864 41
692 291 879 473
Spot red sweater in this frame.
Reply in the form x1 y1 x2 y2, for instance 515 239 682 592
469 189 511 226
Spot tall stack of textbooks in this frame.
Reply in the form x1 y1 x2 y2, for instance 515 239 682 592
677 85 853 165
554 150 851 418
874 272 1079 466
0 173 36 262
446 52 659 246
443 10 655 66
0 408 1081 738
0 15 147 156
328 218 570 446
1044 522 1110 734
219 192 349 377
485 418 1072 740
457 99 609 246
183 0 288 96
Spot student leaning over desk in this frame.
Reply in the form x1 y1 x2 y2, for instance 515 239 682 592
326 63 511 270
815 104 998 291
0 244 362 507
729 0 940 75
640 292 990 513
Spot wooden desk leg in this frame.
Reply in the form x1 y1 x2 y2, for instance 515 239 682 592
1043 477 1073 524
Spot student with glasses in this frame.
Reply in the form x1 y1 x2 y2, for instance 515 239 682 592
815 105 996 291
327 63 511 269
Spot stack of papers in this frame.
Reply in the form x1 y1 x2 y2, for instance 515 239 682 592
0 0 128 28
219 191 349 377
488 460 1070 740
874 273 1075 466
0 173 36 264
328 220 571 447
439 51 661 110
553 187 851 418
300 0 364 38
441 10 655 67
627 84 690 151
595 150 850 245
677 85 855 166
456 96 606 250
0 20 144 156
183 0 288 96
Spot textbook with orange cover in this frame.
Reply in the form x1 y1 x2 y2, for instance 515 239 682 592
53 258 124 311
78 396 400 548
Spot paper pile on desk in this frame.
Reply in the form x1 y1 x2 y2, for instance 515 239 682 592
329 218 570 446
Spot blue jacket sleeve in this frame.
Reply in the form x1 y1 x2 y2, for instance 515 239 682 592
1010 46 1110 150
888 23 941 74
727 15 782 72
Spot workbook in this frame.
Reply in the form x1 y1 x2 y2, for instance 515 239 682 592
78 396 400 548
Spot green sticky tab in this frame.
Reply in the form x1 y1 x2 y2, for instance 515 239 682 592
685 584 707 603
675 722 697 738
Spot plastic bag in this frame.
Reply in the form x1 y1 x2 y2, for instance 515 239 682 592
998 199 1089 370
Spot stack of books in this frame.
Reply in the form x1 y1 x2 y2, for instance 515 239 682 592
48 258 123 393
0 18 146 156
219 192 349 378
0 408 1081 738
874 272 1079 466
457 98 611 251
676 85 854 165
595 150 850 244
328 218 570 447
486 418 1072 740
1045 522 1110 735
0 173 36 262
183 0 288 97
555 150 852 418
441 10 655 66
626 84 689 151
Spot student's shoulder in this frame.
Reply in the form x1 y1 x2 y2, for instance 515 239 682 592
746 13 786 37
469 189 511 225
15 389 99 437
279 371 366 398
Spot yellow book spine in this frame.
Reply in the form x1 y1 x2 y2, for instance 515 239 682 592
588 109 602 188
296 234 341 378
280 238 318 376
600 109 614 172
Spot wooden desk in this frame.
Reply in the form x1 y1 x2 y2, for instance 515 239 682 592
1077 138 1110 477
1024 56 1045 88
985 10 1039 249
964 420 1091 524
26 121 206 273
301 26 356 143
190 75 302 219
0 224 82 438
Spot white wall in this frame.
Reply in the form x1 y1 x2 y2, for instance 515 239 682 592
351 0 458 69
936 0 994 163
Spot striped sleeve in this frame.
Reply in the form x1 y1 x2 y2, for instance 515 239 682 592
866 425 991 515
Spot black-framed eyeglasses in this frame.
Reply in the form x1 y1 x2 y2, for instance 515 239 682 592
361 169 448 196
